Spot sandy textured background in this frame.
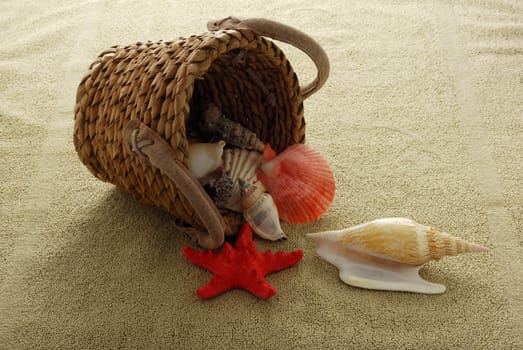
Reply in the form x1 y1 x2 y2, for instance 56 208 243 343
1 0 522 349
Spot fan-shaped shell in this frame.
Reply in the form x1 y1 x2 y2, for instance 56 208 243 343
223 148 262 183
239 180 286 241
257 144 335 224
216 148 263 212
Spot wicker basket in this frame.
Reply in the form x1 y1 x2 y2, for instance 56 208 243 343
73 17 329 248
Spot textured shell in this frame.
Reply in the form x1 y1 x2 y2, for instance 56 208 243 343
212 172 236 209
188 141 225 180
257 143 336 224
239 181 286 241
308 217 489 265
200 103 265 152
223 148 262 183
213 148 263 212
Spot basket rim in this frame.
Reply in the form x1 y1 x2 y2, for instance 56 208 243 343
169 27 305 160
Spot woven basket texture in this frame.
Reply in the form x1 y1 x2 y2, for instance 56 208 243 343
74 28 305 230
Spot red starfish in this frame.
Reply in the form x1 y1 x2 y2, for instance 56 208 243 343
183 223 303 299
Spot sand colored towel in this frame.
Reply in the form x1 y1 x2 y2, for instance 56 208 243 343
1 0 522 349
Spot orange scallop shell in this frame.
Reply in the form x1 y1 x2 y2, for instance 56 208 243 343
256 144 335 224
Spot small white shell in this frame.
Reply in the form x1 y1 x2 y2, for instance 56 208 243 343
240 180 286 241
188 141 225 180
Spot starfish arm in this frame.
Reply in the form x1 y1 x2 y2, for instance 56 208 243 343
183 246 218 272
235 223 253 249
260 250 304 275
196 275 236 299
241 275 277 299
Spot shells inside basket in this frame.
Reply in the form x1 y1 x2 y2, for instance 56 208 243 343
307 217 489 294
186 101 337 240
187 140 287 241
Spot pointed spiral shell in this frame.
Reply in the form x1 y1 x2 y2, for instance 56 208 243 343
239 180 286 241
308 217 489 265
200 103 265 152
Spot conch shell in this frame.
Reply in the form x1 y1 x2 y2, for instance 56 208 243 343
240 180 286 241
199 103 265 152
188 141 225 181
307 217 489 294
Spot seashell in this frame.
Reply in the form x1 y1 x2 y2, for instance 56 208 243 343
188 140 225 180
223 148 262 183
307 217 490 294
218 148 263 212
212 172 236 209
199 103 265 152
257 143 336 224
239 179 287 241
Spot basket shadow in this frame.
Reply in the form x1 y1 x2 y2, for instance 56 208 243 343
31 188 205 332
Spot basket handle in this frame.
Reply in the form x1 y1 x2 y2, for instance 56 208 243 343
207 17 330 100
123 120 225 249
